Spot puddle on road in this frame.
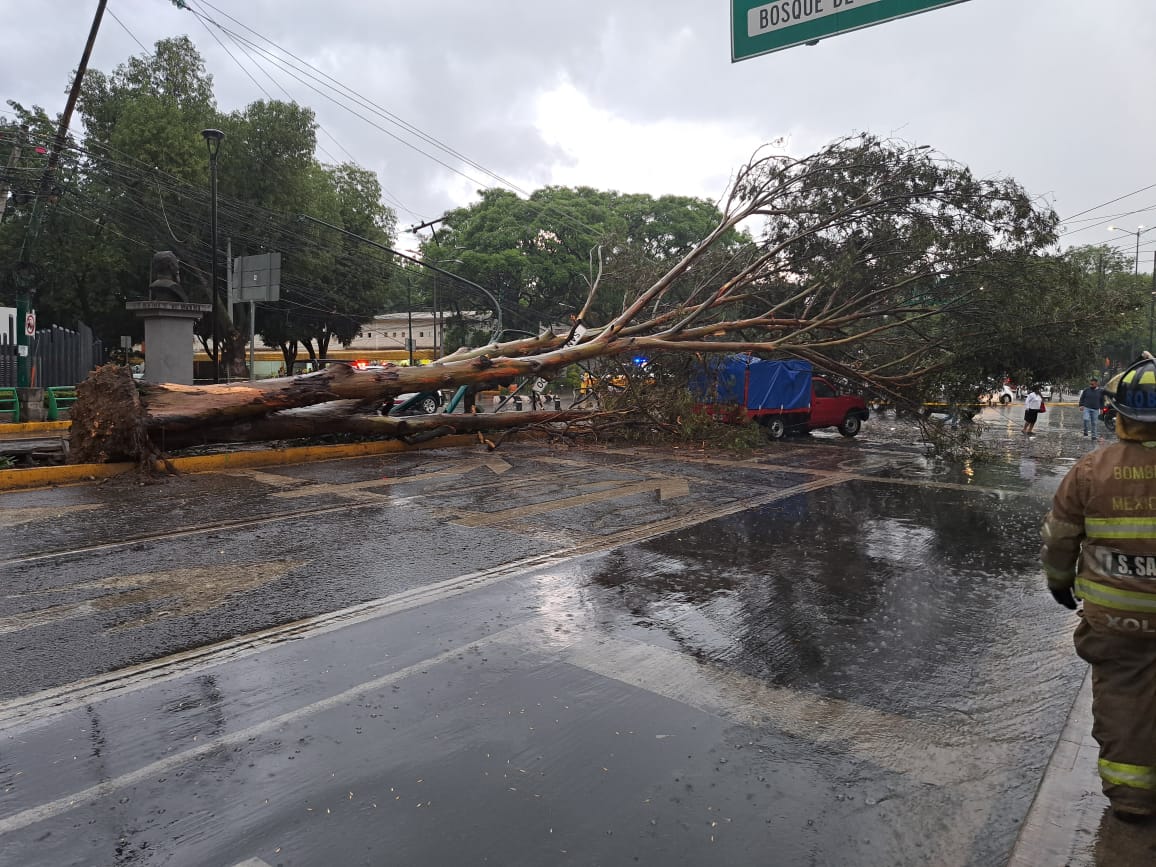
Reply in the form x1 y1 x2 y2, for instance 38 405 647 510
525 477 1084 865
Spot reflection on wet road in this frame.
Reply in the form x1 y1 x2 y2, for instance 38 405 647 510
0 423 1116 864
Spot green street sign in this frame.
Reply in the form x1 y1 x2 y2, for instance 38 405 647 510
732 0 970 62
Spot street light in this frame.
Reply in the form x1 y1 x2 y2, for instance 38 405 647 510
201 128 225 383
1148 248 1156 352
1109 225 1156 352
1108 224 1156 275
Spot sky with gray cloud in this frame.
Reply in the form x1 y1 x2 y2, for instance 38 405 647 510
3 1 1154 265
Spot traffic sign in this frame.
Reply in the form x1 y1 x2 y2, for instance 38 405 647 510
731 0 970 62
23 310 35 336
230 252 282 304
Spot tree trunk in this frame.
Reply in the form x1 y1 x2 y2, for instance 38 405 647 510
155 401 597 449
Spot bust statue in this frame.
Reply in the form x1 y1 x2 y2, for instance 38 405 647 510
148 251 187 302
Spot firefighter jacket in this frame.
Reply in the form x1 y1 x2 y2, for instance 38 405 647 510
1041 423 1156 637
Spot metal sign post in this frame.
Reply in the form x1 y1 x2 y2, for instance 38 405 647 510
231 252 282 381
731 0 969 61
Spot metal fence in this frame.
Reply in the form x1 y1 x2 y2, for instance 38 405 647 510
0 323 103 388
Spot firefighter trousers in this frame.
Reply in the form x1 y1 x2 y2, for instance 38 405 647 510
1074 618 1156 814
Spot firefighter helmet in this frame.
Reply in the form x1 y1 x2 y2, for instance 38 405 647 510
1106 356 1156 423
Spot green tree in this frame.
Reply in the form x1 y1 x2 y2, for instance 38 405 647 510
419 187 750 339
1067 244 1153 373
1 37 397 378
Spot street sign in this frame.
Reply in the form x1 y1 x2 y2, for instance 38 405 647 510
230 252 282 304
533 322 587 394
731 0 970 61
23 310 35 336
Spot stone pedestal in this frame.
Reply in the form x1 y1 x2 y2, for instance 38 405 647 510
126 301 211 385
17 387 46 422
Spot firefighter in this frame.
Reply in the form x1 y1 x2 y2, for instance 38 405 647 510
1040 354 1156 822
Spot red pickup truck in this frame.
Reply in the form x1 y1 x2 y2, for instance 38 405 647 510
694 356 870 439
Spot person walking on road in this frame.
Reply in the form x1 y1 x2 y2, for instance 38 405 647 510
1040 355 1156 823
1080 378 1105 441
1022 385 1043 436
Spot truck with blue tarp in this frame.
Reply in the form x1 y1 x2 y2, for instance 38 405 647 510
692 355 870 438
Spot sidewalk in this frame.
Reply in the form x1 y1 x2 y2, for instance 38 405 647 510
1009 670 1156 865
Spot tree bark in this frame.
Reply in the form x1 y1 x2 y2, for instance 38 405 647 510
155 401 598 449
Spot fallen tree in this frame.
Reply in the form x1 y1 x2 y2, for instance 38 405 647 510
70 134 1068 464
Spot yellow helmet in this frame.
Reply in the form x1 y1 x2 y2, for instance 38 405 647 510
1106 356 1156 422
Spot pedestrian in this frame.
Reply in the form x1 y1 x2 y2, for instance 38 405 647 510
1039 355 1156 823
462 384 478 414
1022 384 1043 435
1079 377 1105 441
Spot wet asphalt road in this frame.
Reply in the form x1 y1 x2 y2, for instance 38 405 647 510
0 405 1122 865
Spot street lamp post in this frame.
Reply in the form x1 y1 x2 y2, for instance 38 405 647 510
1109 224 1149 275
406 274 414 366
202 129 225 383
1110 225 1156 353
296 214 503 342
1151 250 1156 352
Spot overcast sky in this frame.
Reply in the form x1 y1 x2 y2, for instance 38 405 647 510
3 0 1155 266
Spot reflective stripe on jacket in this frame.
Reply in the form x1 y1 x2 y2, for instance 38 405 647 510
1041 440 1156 636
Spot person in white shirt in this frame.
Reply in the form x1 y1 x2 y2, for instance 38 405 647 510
1023 386 1043 435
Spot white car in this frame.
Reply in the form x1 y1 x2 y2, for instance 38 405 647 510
985 385 1014 405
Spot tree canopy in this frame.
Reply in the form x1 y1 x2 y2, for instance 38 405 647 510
0 36 397 373
418 186 750 340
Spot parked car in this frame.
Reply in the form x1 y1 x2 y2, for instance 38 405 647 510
386 391 444 416
983 384 1015 405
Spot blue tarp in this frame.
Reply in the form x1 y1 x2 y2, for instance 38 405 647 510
692 355 812 411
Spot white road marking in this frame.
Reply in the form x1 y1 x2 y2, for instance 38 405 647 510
220 469 307 489
0 561 303 635
0 504 101 529
267 458 509 500
447 477 691 527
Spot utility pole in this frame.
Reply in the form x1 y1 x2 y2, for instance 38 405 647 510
1150 250 1156 352
201 129 224 383
406 274 414 366
432 272 439 357
15 0 107 389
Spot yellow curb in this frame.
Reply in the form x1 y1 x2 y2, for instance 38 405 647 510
0 462 130 490
0 421 71 434
0 435 480 493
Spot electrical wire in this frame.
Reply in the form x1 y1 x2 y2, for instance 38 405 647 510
184 2 611 244
1060 182 1156 223
106 6 152 58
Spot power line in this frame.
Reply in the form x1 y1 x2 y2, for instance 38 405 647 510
1059 205 1156 240
1060 182 1156 223
183 2 609 244
106 7 152 57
